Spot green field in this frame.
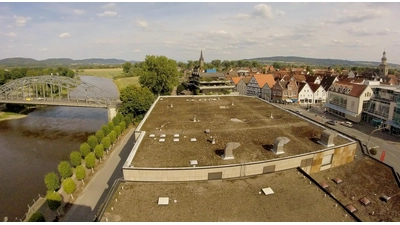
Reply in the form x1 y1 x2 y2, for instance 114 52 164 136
114 77 140 90
79 68 124 79
78 68 140 91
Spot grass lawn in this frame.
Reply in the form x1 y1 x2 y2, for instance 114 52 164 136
80 68 124 79
79 68 140 91
0 112 27 120
114 77 140 90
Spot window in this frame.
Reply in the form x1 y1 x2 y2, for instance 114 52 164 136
322 154 333 166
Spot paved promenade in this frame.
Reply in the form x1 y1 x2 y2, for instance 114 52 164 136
61 127 136 222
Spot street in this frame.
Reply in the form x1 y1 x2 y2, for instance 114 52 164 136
278 102 400 175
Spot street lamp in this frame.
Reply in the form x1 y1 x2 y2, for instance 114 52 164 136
366 122 387 151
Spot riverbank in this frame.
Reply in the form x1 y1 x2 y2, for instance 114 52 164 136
0 112 27 121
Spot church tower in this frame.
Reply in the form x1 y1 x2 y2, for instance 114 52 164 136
379 51 388 77
199 49 205 70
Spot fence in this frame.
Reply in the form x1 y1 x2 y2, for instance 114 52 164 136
10 194 44 222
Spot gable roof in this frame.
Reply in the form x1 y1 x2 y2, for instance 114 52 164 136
305 75 318 83
242 77 252 84
308 82 322 92
329 82 368 97
231 77 241 85
320 76 337 91
298 82 308 93
253 74 276 88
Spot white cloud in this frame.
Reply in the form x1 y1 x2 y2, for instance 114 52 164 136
134 49 141 52
332 8 383 24
94 40 111 45
331 39 344 44
97 11 117 17
102 3 116 9
14 15 31 26
276 10 286 16
346 26 371 36
136 20 148 28
3 32 17 37
376 28 400 36
253 4 274 19
39 48 48 51
58 32 71 38
235 13 250 19
74 9 84 15
302 44 312 47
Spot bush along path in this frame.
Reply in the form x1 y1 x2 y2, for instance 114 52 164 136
25 113 135 222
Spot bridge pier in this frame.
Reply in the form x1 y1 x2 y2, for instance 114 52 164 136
107 105 117 122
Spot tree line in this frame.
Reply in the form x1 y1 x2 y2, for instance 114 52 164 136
32 113 133 221
0 66 75 86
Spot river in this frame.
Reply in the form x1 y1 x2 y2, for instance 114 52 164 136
0 76 118 221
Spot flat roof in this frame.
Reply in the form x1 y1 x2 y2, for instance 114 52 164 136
101 169 356 222
132 96 351 168
311 156 400 222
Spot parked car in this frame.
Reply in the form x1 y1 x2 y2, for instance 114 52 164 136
340 121 353 127
295 110 302 114
326 120 338 125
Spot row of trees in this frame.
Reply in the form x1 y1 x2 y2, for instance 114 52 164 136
40 113 133 220
0 66 75 85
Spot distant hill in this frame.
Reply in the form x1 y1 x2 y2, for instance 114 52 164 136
0 57 137 67
247 56 400 69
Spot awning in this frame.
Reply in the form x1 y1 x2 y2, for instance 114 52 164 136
291 99 298 103
285 99 292 103
387 120 400 129
325 103 357 117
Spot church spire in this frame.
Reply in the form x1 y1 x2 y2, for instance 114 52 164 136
199 49 205 69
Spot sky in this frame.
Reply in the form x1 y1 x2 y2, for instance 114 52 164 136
1 1 400 64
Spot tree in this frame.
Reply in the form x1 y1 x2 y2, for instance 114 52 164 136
124 113 134 126
109 131 117 144
44 172 60 192
108 121 115 131
58 161 72 179
87 135 98 151
119 85 155 117
102 136 111 153
222 60 231 70
138 55 180 95
122 62 132 73
273 62 282 70
95 130 104 143
62 178 76 199
211 59 221 70
85 152 96 173
80 142 91 158
176 83 185 94
75 165 86 184
70 151 82 167
28 212 45 222
114 126 121 137
94 144 104 161
46 191 62 211
119 121 126 131
101 124 110 136
112 115 121 126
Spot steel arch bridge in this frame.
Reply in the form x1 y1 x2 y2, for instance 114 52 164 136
0 75 120 108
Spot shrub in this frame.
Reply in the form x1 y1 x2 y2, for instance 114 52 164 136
95 130 105 143
44 172 60 192
58 161 73 179
46 191 62 211
87 135 98 151
62 178 76 199
70 151 82 167
79 142 91 157
101 124 110 136
28 212 45 222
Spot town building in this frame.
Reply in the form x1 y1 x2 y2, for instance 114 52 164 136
325 82 373 122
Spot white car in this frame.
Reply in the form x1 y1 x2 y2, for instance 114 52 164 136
340 121 353 127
